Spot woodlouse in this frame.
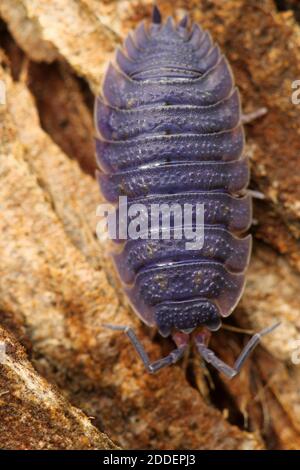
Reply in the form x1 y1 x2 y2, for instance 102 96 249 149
95 6 279 378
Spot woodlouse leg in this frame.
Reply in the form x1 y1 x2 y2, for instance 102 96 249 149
103 324 188 374
241 107 267 124
239 189 265 200
194 322 280 379
247 189 265 200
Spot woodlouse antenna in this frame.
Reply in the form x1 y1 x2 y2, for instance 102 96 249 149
195 322 281 379
103 323 188 373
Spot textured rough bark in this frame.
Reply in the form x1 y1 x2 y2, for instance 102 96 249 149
0 0 300 450
0 326 118 450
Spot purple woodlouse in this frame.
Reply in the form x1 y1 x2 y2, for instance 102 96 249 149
94 6 279 378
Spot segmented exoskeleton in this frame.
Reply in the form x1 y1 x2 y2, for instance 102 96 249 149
95 6 279 378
